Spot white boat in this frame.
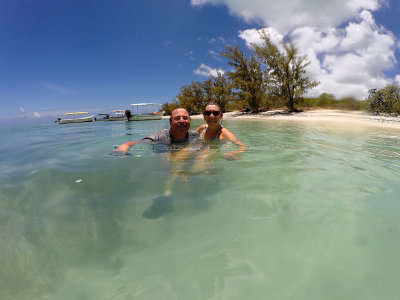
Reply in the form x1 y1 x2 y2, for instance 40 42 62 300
56 112 94 124
95 113 110 121
108 110 128 121
127 103 164 121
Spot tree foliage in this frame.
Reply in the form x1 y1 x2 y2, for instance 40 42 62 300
209 72 233 112
300 94 367 110
200 79 213 105
222 46 265 111
169 31 322 114
172 73 234 114
176 81 207 113
252 30 319 112
162 100 179 116
367 84 400 115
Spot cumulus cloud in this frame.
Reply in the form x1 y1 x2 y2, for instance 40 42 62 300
19 106 25 113
32 112 41 118
239 27 284 49
193 0 398 99
194 63 225 77
191 0 382 32
239 10 397 98
395 75 400 84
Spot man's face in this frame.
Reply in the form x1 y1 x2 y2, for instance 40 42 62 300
170 108 190 137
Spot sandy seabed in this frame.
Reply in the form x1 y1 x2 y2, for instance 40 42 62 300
187 109 400 130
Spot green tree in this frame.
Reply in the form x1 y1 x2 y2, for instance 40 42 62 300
253 30 319 112
318 93 335 106
210 72 233 112
162 100 179 116
201 79 213 105
337 96 363 110
176 81 207 113
222 45 265 111
367 84 400 115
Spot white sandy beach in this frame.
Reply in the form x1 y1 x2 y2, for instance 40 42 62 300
187 109 400 130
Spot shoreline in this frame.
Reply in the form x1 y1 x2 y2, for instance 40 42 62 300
186 109 400 130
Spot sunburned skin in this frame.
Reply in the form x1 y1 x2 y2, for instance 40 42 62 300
169 108 191 140
196 104 247 161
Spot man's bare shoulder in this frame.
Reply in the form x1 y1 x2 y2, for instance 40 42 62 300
196 124 206 131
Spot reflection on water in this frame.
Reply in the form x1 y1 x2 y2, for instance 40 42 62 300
0 120 400 299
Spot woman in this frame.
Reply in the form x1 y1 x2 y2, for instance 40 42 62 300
196 103 246 160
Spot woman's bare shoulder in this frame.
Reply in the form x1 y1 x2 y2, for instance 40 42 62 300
220 127 237 139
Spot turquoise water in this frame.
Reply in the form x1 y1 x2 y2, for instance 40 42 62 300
1 119 400 299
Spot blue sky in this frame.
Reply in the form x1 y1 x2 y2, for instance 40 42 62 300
1 0 399 123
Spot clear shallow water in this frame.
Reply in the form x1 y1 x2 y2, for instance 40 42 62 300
1 119 400 299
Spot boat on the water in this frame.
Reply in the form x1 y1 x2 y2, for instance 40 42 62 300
95 113 110 121
56 112 94 124
127 103 164 121
95 110 128 121
108 110 128 121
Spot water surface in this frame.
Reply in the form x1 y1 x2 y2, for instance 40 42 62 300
1 119 400 299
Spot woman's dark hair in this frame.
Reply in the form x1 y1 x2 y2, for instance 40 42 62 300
204 102 221 112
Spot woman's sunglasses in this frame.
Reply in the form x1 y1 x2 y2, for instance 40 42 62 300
204 111 220 116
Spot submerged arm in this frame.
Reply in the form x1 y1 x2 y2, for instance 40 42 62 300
196 124 206 135
115 131 161 153
115 141 137 152
221 129 247 160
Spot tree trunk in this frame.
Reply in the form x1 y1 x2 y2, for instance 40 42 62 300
288 97 295 112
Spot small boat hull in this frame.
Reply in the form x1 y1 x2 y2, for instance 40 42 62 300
129 112 164 121
95 114 110 121
129 103 164 121
58 115 94 124
108 116 128 121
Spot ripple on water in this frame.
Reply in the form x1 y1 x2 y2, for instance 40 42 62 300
1 121 400 299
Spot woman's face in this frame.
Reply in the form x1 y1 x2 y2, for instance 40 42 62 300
203 105 222 125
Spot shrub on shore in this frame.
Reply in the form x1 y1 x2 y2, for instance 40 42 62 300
299 94 368 111
366 84 400 115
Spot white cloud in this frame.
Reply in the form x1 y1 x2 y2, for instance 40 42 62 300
193 63 225 77
19 106 25 113
300 10 396 98
209 37 227 44
208 50 223 60
208 50 218 56
186 51 195 61
163 40 172 47
212 1 398 99
42 83 75 95
191 0 208 6
239 27 284 49
191 0 382 32
32 112 41 118
395 75 400 84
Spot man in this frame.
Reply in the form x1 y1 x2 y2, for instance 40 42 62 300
116 108 199 152
115 108 199 219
